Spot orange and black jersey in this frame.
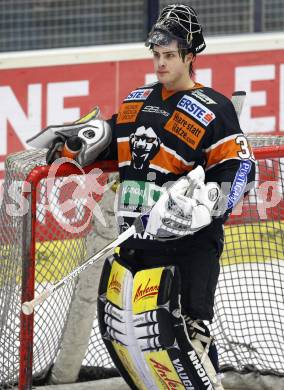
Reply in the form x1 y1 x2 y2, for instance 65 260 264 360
106 82 255 248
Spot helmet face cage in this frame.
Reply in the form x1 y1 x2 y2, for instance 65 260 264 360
146 4 206 54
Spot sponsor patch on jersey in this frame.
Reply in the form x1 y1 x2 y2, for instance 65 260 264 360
164 110 205 150
227 160 252 209
177 95 216 126
117 102 143 124
125 88 153 101
142 105 170 117
119 180 163 211
191 89 217 105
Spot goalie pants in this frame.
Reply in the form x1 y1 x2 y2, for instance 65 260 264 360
120 222 224 321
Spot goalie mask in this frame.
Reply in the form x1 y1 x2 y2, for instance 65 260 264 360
145 4 206 54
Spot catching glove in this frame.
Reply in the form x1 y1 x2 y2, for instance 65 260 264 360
27 107 112 167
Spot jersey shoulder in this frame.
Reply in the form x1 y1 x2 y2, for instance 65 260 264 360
138 81 160 89
190 87 233 110
123 82 160 102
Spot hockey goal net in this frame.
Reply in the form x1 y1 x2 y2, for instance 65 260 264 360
0 136 283 388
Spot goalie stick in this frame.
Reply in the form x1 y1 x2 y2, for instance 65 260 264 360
21 91 246 315
231 90 246 119
21 217 144 315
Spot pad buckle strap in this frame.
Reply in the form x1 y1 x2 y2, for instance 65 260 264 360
183 316 213 346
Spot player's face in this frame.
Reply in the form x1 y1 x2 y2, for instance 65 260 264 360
152 41 192 90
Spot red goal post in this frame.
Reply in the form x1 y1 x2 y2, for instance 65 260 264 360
0 135 283 389
0 149 117 389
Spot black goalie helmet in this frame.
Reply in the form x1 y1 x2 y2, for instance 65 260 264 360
145 4 206 54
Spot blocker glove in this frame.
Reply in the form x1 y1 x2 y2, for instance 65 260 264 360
145 166 220 240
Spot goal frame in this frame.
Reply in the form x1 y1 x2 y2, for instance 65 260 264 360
4 139 284 389
18 159 117 390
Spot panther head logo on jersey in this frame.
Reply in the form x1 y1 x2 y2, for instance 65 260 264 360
129 126 160 170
